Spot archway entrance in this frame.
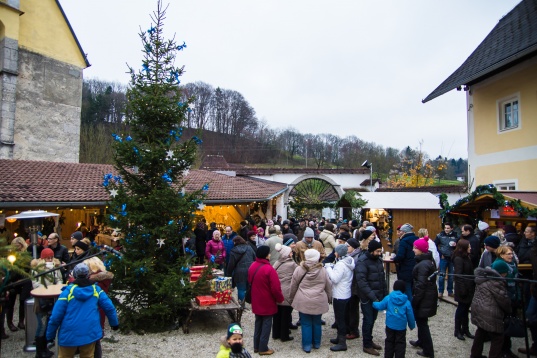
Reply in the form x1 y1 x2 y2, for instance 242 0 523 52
288 178 340 215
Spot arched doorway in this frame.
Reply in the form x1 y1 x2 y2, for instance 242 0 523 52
288 178 340 216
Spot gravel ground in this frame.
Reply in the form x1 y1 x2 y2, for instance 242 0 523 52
1 273 529 357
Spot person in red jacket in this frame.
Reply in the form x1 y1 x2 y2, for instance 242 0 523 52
248 245 284 356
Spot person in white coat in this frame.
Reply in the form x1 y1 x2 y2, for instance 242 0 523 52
418 228 440 269
325 244 355 351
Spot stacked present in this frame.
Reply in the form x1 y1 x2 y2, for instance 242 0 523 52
189 265 210 283
195 295 217 306
211 277 232 304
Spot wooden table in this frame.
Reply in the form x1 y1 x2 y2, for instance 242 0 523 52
182 297 243 334
31 284 66 358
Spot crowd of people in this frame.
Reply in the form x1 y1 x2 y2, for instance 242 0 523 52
2 230 118 358
203 216 537 358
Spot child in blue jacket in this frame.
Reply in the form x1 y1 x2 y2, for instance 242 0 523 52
46 263 118 358
373 280 416 358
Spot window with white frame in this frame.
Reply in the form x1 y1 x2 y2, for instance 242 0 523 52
498 95 519 131
495 182 516 191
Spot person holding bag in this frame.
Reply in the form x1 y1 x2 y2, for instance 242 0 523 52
289 248 332 353
247 246 284 356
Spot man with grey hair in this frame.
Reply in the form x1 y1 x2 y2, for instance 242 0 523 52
392 223 418 301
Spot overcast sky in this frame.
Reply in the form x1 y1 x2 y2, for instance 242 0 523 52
61 0 520 160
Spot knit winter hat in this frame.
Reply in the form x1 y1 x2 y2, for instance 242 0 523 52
413 239 429 253
73 240 89 252
365 226 376 232
226 323 243 339
491 259 510 275
347 238 360 249
275 243 292 258
351 219 359 228
335 244 348 258
361 230 374 241
256 245 270 259
304 227 315 238
400 223 414 233
478 221 489 231
393 280 406 293
338 232 351 242
368 240 383 253
73 263 89 279
283 233 297 246
40 248 54 259
304 248 320 262
484 235 501 249
71 231 83 241
246 230 257 239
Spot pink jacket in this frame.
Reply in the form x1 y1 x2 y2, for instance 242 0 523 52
205 239 225 264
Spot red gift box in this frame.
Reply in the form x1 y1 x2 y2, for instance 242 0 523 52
190 265 208 273
195 295 218 306
190 273 201 282
212 289 232 304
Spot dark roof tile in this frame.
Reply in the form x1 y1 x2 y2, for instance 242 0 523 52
423 0 537 103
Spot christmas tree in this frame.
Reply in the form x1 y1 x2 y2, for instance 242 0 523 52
103 1 207 332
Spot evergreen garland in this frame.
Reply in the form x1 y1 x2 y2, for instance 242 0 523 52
440 184 537 222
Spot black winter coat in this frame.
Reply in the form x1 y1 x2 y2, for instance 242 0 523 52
516 237 534 264
412 252 438 318
226 244 256 287
462 233 481 268
355 252 387 302
453 255 475 305
393 232 418 282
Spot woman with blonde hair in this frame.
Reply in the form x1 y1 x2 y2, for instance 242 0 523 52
417 228 440 269
84 256 114 358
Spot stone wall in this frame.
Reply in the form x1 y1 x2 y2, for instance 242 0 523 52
13 48 83 162
0 36 19 159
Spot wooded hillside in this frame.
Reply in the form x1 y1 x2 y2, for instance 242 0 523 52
79 78 467 184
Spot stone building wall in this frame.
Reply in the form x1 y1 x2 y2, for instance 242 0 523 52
13 49 83 163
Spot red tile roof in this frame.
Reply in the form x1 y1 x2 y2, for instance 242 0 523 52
0 160 287 207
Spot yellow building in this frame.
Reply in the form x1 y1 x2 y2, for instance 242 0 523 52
423 0 537 192
0 0 89 162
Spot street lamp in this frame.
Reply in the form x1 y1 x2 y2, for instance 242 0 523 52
6 210 59 259
362 160 373 192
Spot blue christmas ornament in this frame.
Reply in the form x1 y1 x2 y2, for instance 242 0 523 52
177 41 187 51
112 133 122 142
162 173 172 183
181 267 190 274
142 63 149 73
148 25 156 34
144 43 152 53
119 204 127 217
168 220 174 225
192 136 203 145
202 183 209 191
126 136 132 141
109 215 117 222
